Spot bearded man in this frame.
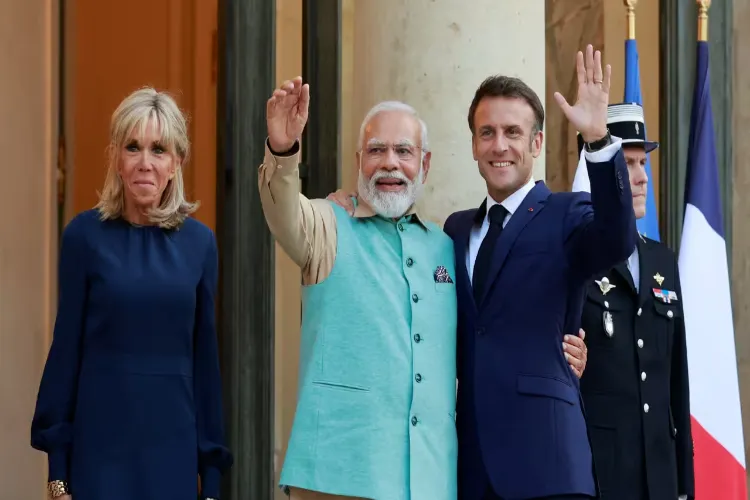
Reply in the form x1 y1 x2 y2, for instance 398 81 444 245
258 77 586 500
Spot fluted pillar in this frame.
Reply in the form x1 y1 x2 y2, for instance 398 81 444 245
347 0 545 225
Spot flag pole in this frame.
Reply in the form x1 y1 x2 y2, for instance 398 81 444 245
624 0 637 40
697 0 710 42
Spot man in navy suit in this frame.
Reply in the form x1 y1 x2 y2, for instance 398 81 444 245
442 45 637 499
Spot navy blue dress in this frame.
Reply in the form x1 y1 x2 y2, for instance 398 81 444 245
31 209 232 500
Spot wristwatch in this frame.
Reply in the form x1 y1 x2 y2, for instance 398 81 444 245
584 129 612 152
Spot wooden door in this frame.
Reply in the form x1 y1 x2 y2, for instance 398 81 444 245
64 0 217 229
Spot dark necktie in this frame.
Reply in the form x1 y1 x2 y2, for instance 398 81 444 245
473 204 508 305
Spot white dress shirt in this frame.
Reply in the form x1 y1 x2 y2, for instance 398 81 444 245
627 246 640 293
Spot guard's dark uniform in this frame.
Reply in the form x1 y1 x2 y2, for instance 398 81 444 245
579 235 694 500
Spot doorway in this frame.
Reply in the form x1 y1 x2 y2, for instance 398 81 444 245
62 0 218 229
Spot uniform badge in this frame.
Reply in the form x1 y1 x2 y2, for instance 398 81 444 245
652 288 678 303
653 273 665 286
595 276 616 295
603 311 614 337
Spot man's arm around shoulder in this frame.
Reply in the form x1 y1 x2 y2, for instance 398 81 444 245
565 137 637 276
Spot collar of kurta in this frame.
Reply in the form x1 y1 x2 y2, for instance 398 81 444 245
352 196 431 231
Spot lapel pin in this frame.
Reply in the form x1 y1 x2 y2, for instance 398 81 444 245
653 273 664 286
595 276 616 295
528 207 534 212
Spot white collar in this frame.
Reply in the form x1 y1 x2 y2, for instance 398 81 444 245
484 178 536 221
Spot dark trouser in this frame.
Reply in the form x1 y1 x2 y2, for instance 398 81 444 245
482 488 594 500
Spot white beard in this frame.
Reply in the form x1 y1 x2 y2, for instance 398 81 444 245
358 165 424 219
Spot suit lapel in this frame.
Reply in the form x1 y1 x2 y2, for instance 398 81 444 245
478 182 550 305
454 210 476 309
613 261 636 294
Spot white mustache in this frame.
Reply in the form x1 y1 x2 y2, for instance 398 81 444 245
370 170 410 183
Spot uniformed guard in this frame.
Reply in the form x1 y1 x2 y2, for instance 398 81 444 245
576 103 694 500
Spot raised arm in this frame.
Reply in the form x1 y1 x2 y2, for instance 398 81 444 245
564 143 636 276
194 231 233 499
258 76 337 285
554 44 636 275
30 216 89 490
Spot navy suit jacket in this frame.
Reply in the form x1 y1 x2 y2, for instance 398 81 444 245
444 147 636 500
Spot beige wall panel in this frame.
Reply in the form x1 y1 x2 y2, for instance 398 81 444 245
274 1 303 498
0 0 58 497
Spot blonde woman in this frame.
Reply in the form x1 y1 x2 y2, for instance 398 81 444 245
30 88 232 500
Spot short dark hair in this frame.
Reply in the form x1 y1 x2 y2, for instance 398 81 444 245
468 75 545 136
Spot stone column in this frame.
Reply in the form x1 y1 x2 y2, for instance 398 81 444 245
348 0 546 226
733 0 750 490
217 0 275 498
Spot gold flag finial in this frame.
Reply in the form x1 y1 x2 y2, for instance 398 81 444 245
697 0 711 42
624 0 638 40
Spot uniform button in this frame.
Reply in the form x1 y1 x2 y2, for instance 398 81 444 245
643 403 650 413
411 416 418 426
637 307 642 316
604 301 609 309
398 223 404 232
641 372 647 381
667 310 674 318
414 333 421 343
412 294 419 303
638 339 644 348
406 257 414 267
415 374 422 383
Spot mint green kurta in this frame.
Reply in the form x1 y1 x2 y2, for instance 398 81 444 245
280 202 458 500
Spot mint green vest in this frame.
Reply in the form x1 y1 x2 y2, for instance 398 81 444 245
280 202 458 500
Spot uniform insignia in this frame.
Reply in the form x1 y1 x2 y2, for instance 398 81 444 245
652 288 678 303
635 122 640 134
603 311 614 337
653 273 665 286
595 277 616 295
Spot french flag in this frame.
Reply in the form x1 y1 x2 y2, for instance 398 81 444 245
680 39 747 499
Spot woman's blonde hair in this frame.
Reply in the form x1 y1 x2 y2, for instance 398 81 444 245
96 87 198 229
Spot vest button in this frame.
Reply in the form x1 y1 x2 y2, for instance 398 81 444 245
411 416 418 426
406 257 414 267
414 334 421 343
398 223 405 232
415 374 422 383
412 294 419 303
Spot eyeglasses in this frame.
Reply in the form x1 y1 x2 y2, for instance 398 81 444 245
360 143 425 161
